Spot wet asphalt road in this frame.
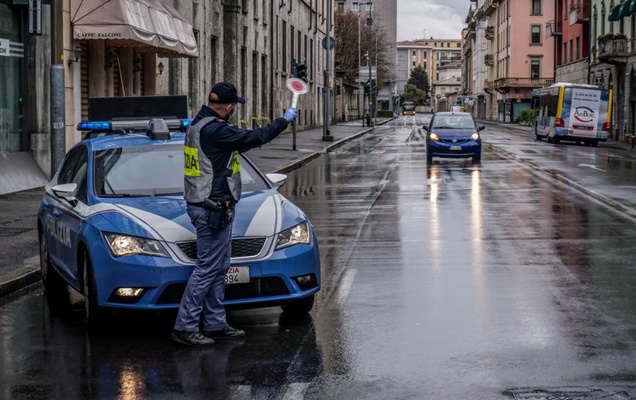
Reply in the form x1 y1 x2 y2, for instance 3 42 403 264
2 118 636 399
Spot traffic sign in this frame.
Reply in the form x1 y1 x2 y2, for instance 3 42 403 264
353 89 362 95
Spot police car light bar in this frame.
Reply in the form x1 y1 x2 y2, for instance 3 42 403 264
77 118 192 132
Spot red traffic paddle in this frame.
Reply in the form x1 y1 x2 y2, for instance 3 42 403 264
286 78 309 108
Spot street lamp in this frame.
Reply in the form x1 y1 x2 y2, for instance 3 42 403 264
353 2 373 125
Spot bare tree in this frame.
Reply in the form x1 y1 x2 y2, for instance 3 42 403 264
335 11 392 88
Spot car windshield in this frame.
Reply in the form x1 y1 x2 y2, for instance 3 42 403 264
93 144 268 197
403 103 416 111
432 115 475 129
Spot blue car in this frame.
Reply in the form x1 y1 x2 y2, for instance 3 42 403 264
424 111 484 164
37 118 320 323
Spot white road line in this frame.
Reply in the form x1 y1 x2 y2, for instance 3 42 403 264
336 268 358 305
281 382 310 400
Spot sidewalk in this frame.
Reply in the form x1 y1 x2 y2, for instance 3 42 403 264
0 117 394 300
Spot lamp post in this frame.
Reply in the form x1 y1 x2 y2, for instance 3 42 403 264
366 3 373 127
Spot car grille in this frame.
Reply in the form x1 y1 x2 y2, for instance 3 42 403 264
176 237 267 259
155 277 290 304
439 138 469 144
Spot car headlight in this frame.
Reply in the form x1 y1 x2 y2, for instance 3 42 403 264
429 133 440 141
275 221 311 250
103 233 170 258
470 132 480 141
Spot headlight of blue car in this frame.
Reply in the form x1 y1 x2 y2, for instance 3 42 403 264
275 221 311 250
103 233 170 258
429 133 440 141
470 132 480 141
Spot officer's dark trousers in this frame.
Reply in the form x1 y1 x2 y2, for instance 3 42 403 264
174 204 232 332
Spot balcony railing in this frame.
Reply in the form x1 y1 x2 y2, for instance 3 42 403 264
494 77 554 89
569 1 590 25
546 20 562 37
483 0 498 16
597 37 628 62
485 26 495 40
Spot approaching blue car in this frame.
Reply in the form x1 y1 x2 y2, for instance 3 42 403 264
424 111 484 164
37 118 320 323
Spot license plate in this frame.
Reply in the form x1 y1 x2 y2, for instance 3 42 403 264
225 266 250 285
450 145 462 150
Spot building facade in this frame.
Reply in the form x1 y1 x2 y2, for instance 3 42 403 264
396 38 462 106
464 0 554 123
0 0 334 194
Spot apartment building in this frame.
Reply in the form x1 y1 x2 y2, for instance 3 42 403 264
550 1 591 84
0 0 333 194
465 0 554 122
591 0 636 142
396 38 462 102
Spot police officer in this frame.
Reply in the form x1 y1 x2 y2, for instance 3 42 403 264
172 82 298 346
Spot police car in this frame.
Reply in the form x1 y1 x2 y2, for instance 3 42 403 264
37 115 321 323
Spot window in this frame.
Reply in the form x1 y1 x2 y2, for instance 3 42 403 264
532 0 541 15
569 39 573 62
563 41 568 63
365 2 373 11
58 146 89 203
412 50 416 56
576 37 580 60
352 2 359 11
531 25 541 44
530 60 540 78
337 2 344 13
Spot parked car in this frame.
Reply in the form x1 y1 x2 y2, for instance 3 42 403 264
423 111 484 164
37 117 321 324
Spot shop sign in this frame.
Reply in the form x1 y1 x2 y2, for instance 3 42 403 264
0 38 10 57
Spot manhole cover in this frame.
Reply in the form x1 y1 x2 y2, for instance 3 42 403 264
521 149 537 154
503 387 630 400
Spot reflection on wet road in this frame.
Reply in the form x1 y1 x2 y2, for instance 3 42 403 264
2 119 636 399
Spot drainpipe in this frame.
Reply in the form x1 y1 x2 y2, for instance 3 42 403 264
50 0 65 176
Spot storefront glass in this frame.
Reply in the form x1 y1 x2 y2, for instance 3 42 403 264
0 3 25 154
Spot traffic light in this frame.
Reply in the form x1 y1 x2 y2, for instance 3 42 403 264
364 81 371 96
336 84 342 95
295 62 307 82
291 58 297 77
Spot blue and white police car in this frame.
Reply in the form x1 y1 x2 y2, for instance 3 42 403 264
37 117 321 323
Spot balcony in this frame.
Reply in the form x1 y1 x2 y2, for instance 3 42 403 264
485 26 495 40
484 54 494 66
493 77 554 90
483 0 498 17
546 20 562 37
484 79 494 94
597 35 628 63
569 2 590 25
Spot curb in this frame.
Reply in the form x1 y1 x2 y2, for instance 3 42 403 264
0 264 41 300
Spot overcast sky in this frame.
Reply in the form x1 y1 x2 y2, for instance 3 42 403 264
397 0 470 41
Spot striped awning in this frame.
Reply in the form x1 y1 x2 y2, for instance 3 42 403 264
609 0 636 21
70 0 198 58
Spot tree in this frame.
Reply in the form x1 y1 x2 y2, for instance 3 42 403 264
402 84 427 105
334 11 393 88
407 66 429 94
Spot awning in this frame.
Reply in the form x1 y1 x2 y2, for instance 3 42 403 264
71 0 198 58
609 0 636 21
608 2 623 21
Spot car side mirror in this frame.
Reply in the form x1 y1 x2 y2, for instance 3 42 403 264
52 183 78 205
422 126 429 132
266 173 287 189
478 125 485 131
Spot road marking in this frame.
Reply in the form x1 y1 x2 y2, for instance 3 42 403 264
282 382 310 400
336 269 358 305
577 163 606 172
